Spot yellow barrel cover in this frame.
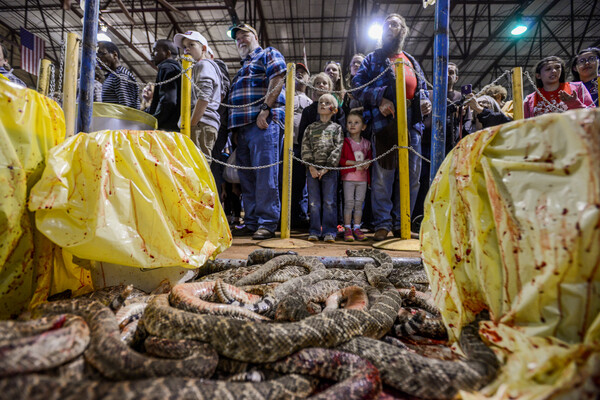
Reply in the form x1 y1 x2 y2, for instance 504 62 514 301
422 108 600 399
29 130 231 269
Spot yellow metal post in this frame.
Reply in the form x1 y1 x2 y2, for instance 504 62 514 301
512 67 524 120
280 64 296 239
180 58 192 137
36 59 52 96
63 33 80 137
395 61 410 240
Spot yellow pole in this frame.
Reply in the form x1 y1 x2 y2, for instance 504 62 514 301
395 60 410 240
36 59 52 95
512 67 524 120
180 58 192 137
63 33 80 137
280 63 296 239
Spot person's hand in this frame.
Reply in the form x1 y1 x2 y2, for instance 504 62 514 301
309 166 320 179
257 110 270 129
379 98 395 118
420 100 432 116
464 93 483 114
319 169 328 179
559 90 579 105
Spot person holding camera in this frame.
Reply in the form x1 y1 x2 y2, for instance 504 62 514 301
464 94 511 130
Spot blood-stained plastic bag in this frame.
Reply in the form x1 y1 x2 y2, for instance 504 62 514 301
0 79 78 319
29 130 231 270
421 108 600 399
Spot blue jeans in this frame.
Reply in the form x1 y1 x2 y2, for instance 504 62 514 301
371 119 422 232
306 170 338 237
236 121 281 232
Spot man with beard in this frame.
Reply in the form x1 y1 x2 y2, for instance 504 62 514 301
353 13 429 241
147 39 182 131
228 24 286 240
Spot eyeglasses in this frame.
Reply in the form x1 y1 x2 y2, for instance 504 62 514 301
577 56 598 65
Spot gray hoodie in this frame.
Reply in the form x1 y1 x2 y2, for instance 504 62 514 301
191 59 222 130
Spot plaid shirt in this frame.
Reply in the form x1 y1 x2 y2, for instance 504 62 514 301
352 49 428 133
228 46 287 129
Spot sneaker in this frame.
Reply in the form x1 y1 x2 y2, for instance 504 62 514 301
353 228 366 241
344 227 354 242
307 235 319 242
323 234 336 243
232 225 254 237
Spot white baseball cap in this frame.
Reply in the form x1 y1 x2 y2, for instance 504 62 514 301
174 31 208 49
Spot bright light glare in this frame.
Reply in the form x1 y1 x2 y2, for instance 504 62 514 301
368 23 383 40
97 33 112 42
511 25 527 35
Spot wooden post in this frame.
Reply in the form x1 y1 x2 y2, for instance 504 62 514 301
395 61 410 240
512 67 524 120
64 32 81 137
180 58 192 137
36 59 52 95
280 63 295 239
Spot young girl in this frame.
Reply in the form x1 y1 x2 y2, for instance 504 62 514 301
301 94 344 242
524 56 595 118
340 108 372 241
324 61 346 108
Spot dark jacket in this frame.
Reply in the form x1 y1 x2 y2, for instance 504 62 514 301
147 58 182 132
476 108 511 128
352 48 428 133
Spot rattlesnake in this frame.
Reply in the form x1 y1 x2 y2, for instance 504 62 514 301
33 299 219 380
0 315 89 376
337 317 500 399
142 271 401 363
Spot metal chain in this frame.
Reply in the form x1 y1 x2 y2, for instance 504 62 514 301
57 40 65 103
292 144 430 171
95 56 194 88
182 69 285 109
49 63 56 98
300 62 395 95
445 69 513 109
203 154 283 169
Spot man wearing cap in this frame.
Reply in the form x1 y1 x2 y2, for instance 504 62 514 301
174 31 223 162
291 62 312 229
147 39 182 132
228 24 287 240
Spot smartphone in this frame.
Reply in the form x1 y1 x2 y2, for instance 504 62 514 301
461 84 472 95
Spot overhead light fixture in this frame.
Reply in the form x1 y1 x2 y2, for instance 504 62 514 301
99 23 108 33
97 32 111 42
368 23 382 40
510 16 528 36
227 25 236 39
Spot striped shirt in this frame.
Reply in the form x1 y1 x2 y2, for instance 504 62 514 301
228 46 286 129
102 65 140 109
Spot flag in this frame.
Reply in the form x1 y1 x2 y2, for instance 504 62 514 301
20 27 45 76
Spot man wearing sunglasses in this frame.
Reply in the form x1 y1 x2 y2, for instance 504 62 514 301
353 13 429 241
228 24 287 240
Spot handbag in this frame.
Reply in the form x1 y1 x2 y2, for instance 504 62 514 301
223 149 240 184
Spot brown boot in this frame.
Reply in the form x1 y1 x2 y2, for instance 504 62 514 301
373 229 389 241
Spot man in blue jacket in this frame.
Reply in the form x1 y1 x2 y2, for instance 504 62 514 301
353 13 429 241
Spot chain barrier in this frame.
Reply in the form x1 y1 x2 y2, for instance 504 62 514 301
57 40 65 104
201 144 429 173
95 56 194 89
49 63 56 98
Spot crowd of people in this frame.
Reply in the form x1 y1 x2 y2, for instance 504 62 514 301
12 12 597 242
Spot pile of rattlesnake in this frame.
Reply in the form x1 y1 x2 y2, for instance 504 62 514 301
0 249 500 399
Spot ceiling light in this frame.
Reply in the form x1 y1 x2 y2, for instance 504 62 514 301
368 23 382 40
511 25 528 36
97 32 111 42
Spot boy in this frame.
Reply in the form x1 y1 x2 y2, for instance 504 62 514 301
301 93 344 242
174 31 223 163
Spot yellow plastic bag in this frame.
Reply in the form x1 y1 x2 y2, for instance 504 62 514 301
0 79 72 318
421 108 600 399
29 130 231 269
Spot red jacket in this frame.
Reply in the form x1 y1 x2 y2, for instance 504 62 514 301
340 137 372 184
